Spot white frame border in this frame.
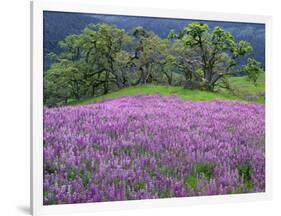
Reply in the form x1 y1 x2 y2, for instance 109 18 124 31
31 0 273 215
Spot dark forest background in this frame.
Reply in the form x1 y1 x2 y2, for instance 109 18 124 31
43 12 265 71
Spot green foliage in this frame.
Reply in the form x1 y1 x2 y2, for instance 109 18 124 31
44 59 86 106
131 27 168 85
238 164 251 183
44 22 264 107
196 68 204 77
69 80 265 106
160 188 172 198
195 162 215 180
233 40 253 57
78 172 89 188
171 22 254 91
134 182 146 191
211 27 235 51
69 84 245 106
238 164 254 191
67 169 76 181
133 26 148 38
184 162 215 191
159 166 176 177
44 23 133 106
217 73 265 103
184 23 209 47
184 175 197 190
243 58 264 85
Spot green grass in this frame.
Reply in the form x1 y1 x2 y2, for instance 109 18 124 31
218 73 265 103
184 175 198 190
228 73 265 93
69 85 242 106
69 74 265 106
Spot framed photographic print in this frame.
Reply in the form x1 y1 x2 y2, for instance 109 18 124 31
31 0 272 215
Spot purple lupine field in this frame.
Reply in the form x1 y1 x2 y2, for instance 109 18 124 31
43 95 265 205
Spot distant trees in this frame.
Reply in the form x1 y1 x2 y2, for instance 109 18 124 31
130 27 168 85
44 24 133 105
168 23 257 91
243 58 264 86
44 22 264 106
82 24 132 94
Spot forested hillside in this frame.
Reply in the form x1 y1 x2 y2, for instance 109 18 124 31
44 12 265 71
44 18 264 107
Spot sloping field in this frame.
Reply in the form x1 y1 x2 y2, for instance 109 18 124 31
44 95 265 205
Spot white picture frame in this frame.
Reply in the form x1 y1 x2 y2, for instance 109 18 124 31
31 0 273 215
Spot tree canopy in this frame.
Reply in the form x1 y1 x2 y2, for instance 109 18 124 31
44 22 264 107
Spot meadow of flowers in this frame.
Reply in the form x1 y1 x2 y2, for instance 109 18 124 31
43 95 265 205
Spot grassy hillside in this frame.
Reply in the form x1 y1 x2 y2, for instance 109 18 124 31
68 75 264 106
68 74 265 106
68 85 239 106
218 73 265 104
228 72 265 94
